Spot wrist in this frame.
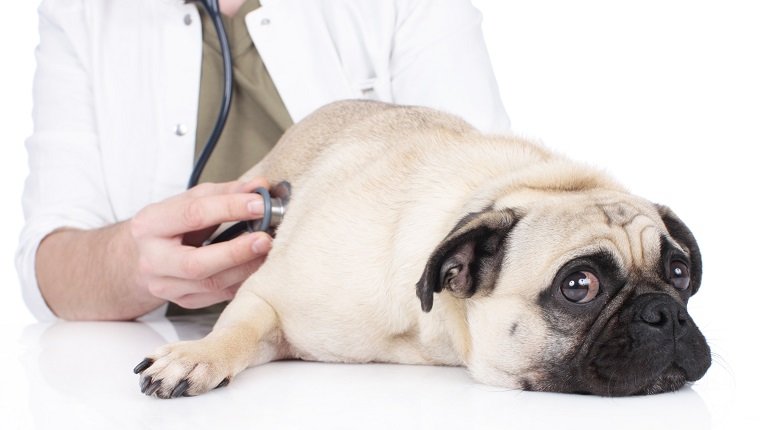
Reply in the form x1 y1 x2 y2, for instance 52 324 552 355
116 219 166 312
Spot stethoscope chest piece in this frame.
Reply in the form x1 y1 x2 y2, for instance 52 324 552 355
247 181 291 234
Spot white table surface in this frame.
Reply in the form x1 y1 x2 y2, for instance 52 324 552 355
0 314 753 430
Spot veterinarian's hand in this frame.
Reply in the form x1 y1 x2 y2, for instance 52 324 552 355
129 178 273 309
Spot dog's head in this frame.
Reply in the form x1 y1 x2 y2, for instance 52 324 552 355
416 182 710 396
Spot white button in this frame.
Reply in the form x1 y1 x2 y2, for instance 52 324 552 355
260 18 271 26
184 14 192 25
174 123 189 136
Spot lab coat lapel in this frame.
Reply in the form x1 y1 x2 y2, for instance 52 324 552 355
245 0 356 122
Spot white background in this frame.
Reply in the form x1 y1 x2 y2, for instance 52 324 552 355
1 1 758 429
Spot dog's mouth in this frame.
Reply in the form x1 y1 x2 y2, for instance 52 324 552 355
632 365 690 395
582 356 692 396
560 369 689 396
532 294 711 397
573 303 711 396
532 353 696 396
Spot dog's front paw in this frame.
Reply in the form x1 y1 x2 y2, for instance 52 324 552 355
133 340 232 399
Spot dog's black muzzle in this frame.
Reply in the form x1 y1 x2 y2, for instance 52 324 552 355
583 293 711 396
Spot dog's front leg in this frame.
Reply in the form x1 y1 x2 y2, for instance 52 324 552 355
133 291 281 398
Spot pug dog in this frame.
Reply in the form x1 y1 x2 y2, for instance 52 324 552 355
134 100 711 398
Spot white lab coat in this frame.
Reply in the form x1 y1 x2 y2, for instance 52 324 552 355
18 0 510 320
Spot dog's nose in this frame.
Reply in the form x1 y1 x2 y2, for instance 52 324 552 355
636 296 689 339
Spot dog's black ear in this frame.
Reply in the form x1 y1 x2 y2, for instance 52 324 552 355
656 204 703 295
416 209 519 312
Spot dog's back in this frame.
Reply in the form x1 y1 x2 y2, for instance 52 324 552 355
242 100 473 184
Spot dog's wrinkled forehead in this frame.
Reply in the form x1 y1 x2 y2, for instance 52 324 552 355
595 200 669 267
512 193 668 277
597 201 640 226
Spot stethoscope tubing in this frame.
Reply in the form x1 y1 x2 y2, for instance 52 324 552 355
185 0 280 242
187 0 233 189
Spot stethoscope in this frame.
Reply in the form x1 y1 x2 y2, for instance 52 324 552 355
187 0 290 243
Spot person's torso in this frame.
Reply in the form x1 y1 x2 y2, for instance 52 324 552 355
85 0 402 222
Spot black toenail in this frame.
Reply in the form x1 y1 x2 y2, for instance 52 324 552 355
133 358 154 374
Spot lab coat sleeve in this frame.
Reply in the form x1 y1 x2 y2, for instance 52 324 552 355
390 0 511 134
16 0 116 321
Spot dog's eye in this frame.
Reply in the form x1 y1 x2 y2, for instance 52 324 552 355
669 260 690 290
560 271 600 303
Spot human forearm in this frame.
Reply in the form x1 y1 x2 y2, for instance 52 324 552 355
34 179 273 321
36 222 163 321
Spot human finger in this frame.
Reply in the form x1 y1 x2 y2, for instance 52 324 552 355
134 193 266 238
146 255 266 300
183 177 270 199
158 232 272 280
170 286 240 309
